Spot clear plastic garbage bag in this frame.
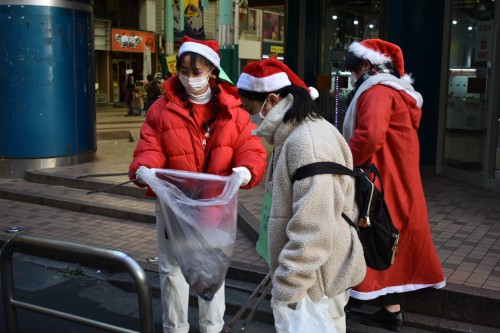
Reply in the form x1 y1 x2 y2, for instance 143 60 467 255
136 166 244 301
271 295 338 333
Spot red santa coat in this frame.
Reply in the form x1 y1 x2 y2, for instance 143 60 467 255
129 76 268 196
347 82 446 300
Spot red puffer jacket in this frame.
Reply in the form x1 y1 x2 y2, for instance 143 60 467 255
129 76 268 196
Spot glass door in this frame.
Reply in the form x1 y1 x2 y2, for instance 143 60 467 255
444 0 495 174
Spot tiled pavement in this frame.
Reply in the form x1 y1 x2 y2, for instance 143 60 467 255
0 106 499 329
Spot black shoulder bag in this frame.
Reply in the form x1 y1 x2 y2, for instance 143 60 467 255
293 162 399 271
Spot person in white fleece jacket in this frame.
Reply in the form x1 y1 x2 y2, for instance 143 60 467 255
236 59 366 333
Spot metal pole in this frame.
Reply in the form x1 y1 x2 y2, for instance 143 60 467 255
219 0 233 45
165 0 174 54
234 0 240 45
1 238 18 333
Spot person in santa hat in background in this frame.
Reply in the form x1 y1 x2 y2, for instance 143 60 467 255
129 36 267 333
237 58 367 333
344 39 446 332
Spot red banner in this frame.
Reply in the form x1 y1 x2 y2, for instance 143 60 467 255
112 29 156 53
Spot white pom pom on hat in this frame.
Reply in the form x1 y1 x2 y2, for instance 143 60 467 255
236 58 319 100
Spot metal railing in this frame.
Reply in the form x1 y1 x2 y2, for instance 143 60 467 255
1 235 154 333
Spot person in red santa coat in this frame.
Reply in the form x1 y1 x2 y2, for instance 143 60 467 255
343 39 446 332
129 36 267 333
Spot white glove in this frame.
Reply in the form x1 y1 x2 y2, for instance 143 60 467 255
135 166 150 185
232 166 252 186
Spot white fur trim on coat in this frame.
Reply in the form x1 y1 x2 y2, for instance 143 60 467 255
342 73 423 143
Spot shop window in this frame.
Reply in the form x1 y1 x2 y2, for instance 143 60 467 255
319 0 382 127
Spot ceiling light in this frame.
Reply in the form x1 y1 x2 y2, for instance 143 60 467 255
468 26 473 30
452 20 457 25
332 15 338 20
354 19 359 25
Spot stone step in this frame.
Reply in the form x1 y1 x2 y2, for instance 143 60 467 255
109 271 500 333
0 179 155 224
25 169 147 198
24 169 260 242
4 171 498 331
0 178 266 283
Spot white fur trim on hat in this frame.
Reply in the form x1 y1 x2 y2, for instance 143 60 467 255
237 72 291 92
348 41 392 65
179 41 220 68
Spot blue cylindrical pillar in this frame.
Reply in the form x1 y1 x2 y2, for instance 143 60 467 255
0 1 95 178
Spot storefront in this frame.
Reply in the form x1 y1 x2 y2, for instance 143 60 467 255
110 28 157 103
286 0 499 192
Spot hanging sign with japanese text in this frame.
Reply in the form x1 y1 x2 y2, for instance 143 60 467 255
112 29 156 53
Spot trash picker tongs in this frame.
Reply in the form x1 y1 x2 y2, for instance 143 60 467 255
224 273 272 333
238 275 273 332
76 172 136 179
76 172 137 195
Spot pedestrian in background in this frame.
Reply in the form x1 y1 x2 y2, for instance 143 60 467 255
145 78 163 112
129 36 267 333
131 86 144 116
125 72 135 116
343 39 446 332
144 74 154 109
236 59 366 333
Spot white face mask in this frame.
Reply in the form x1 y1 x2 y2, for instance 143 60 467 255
250 113 262 125
252 94 293 144
179 72 211 95
249 98 268 126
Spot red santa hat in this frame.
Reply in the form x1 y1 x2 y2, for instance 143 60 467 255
178 36 220 68
237 59 319 100
348 39 412 82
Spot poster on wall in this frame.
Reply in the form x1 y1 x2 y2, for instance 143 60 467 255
475 20 493 62
166 55 178 74
112 29 156 53
173 0 206 39
262 12 284 42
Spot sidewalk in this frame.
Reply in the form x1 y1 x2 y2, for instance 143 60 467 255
0 106 499 332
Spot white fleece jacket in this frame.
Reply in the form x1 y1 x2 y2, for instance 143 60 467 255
267 115 366 304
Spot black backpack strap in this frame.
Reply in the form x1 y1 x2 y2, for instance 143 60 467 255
341 212 359 231
293 162 362 232
292 161 357 183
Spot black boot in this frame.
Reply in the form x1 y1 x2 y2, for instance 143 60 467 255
360 307 404 332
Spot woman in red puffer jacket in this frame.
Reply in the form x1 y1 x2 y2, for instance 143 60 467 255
129 36 267 333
